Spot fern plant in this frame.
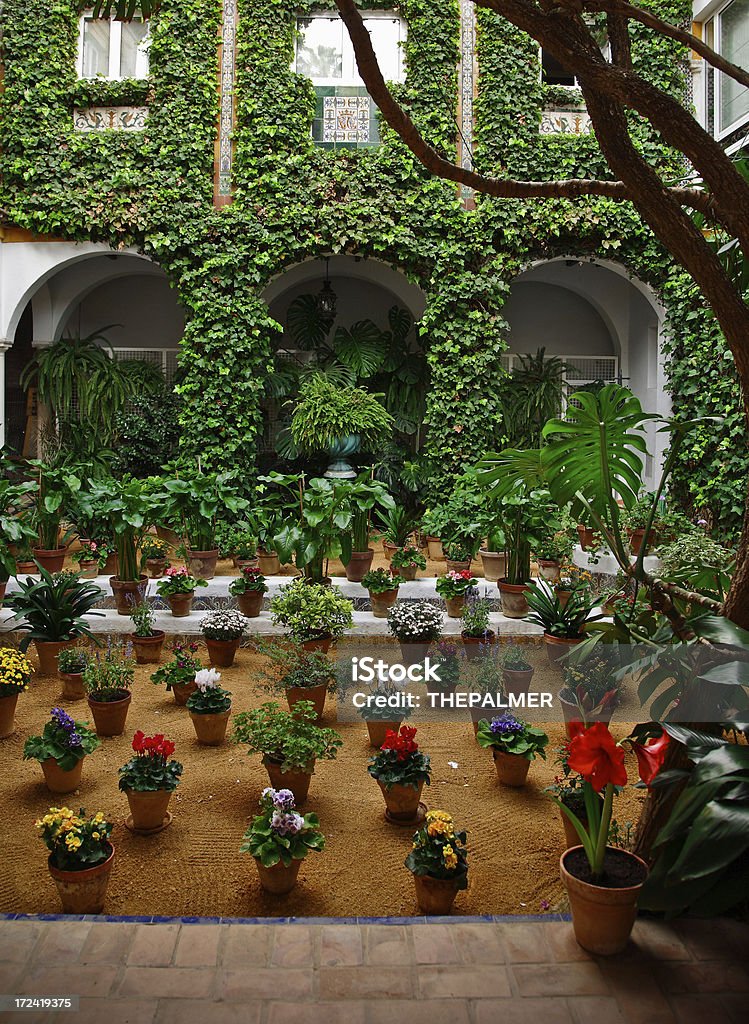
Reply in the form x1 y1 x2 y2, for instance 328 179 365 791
289 374 394 454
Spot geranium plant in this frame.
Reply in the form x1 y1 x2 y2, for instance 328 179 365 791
0 647 33 696
156 566 208 597
118 731 183 792
151 640 201 693
240 787 325 867
83 641 135 702
405 809 468 887
229 565 267 596
200 609 248 641
476 713 548 761
361 567 400 593
390 545 426 571
368 726 431 790
270 579 353 642
23 708 100 770
36 807 113 871
435 569 477 599
71 540 111 569
185 668 232 714
387 601 444 643
233 700 343 773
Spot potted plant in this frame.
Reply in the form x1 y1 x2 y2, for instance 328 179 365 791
356 681 413 747
390 544 426 581
460 594 496 657
553 564 593 608
232 532 259 571
15 542 38 576
0 469 36 601
151 640 202 705
71 540 111 580
228 565 267 618
435 569 477 618
142 536 171 578
534 527 574 581
620 491 660 555
186 667 233 745
233 700 343 805
420 507 446 561
245 503 284 574
476 713 548 787
545 738 601 851
125 594 165 665
254 642 335 721
270 579 353 651
362 567 400 618
387 601 443 666
156 566 208 616
161 471 249 579
526 580 599 666
405 810 468 914
368 725 431 824
240 787 325 895
199 609 247 667
0 646 32 738
479 526 507 582
4 567 103 675
340 475 395 580
36 806 114 913
465 652 503 736
57 647 88 701
118 730 183 833
554 723 669 954
28 461 81 573
378 506 418 561
83 642 135 736
500 643 534 697
559 650 622 735
23 707 101 793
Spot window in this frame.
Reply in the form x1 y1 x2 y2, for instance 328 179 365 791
540 37 611 88
703 0 749 138
78 15 150 80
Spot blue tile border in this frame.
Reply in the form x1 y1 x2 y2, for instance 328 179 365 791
1 911 570 925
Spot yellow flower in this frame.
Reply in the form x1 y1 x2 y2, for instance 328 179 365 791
426 810 453 824
427 819 453 838
64 834 82 849
443 845 458 870
92 831 100 840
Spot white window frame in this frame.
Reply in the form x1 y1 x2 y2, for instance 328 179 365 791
699 0 749 139
76 14 150 81
294 10 407 87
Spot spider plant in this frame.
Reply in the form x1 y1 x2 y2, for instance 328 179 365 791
4 567 104 646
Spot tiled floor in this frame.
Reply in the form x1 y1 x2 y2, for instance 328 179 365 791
0 916 747 1023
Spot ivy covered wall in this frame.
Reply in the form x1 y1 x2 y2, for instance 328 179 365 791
0 0 745 536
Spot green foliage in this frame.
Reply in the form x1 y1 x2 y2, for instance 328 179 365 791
5 568 104 645
232 699 343 772
525 580 599 639
114 391 181 478
83 641 136 699
361 567 400 594
23 711 101 771
160 472 249 551
270 578 353 641
405 811 468 885
240 788 325 867
476 714 548 760
289 374 394 453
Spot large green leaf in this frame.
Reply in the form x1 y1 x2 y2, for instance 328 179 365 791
286 294 330 350
332 321 388 378
668 800 749 882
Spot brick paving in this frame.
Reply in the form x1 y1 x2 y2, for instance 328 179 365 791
0 916 747 1023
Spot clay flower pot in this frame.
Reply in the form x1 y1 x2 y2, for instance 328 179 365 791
156 525 181 548
167 592 195 617
399 642 432 668
560 846 648 955
189 708 231 746
301 635 332 655
263 756 314 806
392 563 417 581
503 667 534 698
577 525 596 551
285 683 327 721
257 549 281 575
377 779 424 823
413 873 463 915
48 844 115 914
187 548 219 580
110 575 148 615
103 552 119 576
88 691 131 737
0 693 20 738
235 557 259 572
370 588 399 618
426 537 445 561
461 631 496 660
557 589 573 609
544 633 585 669
125 789 173 832
497 579 530 618
382 540 399 562
16 560 38 576
78 560 99 579
41 756 84 794
35 639 76 677
32 546 66 573
537 559 561 582
171 680 197 706
128 631 166 666
205 636 241 668
628 529 647 556
470 706 487 738
146 557 168 579
445 559 471 574
345 549 375 582
59 672 86 701
445 595 466 618
236 591 264 618
479 549 507 582
366 720 402 748
492 751 531 787
560 807 592 851
255 857 302 895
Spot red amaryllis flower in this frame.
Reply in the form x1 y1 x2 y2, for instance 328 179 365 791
630 731 670 787
567 722 627 792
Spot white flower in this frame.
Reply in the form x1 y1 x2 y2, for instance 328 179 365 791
195 667 222 691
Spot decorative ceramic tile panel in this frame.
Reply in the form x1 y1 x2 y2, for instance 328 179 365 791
322 95 371 142
73 106 148 131
540 109 593 135
458 0 476 187
217 0 237 199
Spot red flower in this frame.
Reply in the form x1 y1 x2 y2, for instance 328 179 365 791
132 731 175 759
630 731 670 787
132 730 146 753
567 722 627 792
380 725 419 760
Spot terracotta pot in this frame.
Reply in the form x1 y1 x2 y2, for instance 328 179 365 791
370 588 399 618
497 579 530 618
426 537 445 561
560 846 648 955
392 563 417 581
48 844 114 914
59 672 86 701
103 553 119 576
16 560 39 576
167 592 195 617
628 529 647 556
445 595 466 618
189 708 231 746
557 589 573 609
537 559 561 582
559 691 615 737
492 751 531 787
32 546 66 573
0 579 7 604
377 779 424 822
366 719 402 748
146 557 168 579
561 806 589 851
446 558 471 574
156 525 181 548
205 636 241 668
77 560 99 579
236 591 264 618
577 525 596 551
461 631 496 660
301 635 332 655
35 639 76 677
236 557 259 572
257 550 281 575
503 667 534 698
399 641 432 667
470 705 488 738
285 682 327 721
380 540 398 562
479 549 507 583
128 630 166 666
255 856 302 895
125 789 173 831
544 633 585 669
172 680 197 706
264 756 314 806
88 691 131 736
413 873 463 915
110 575 148 615
41 756 84 794
0 693 20 738
345 548 375 582
187 548 219 580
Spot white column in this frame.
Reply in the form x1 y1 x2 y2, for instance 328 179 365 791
0 342 9 450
